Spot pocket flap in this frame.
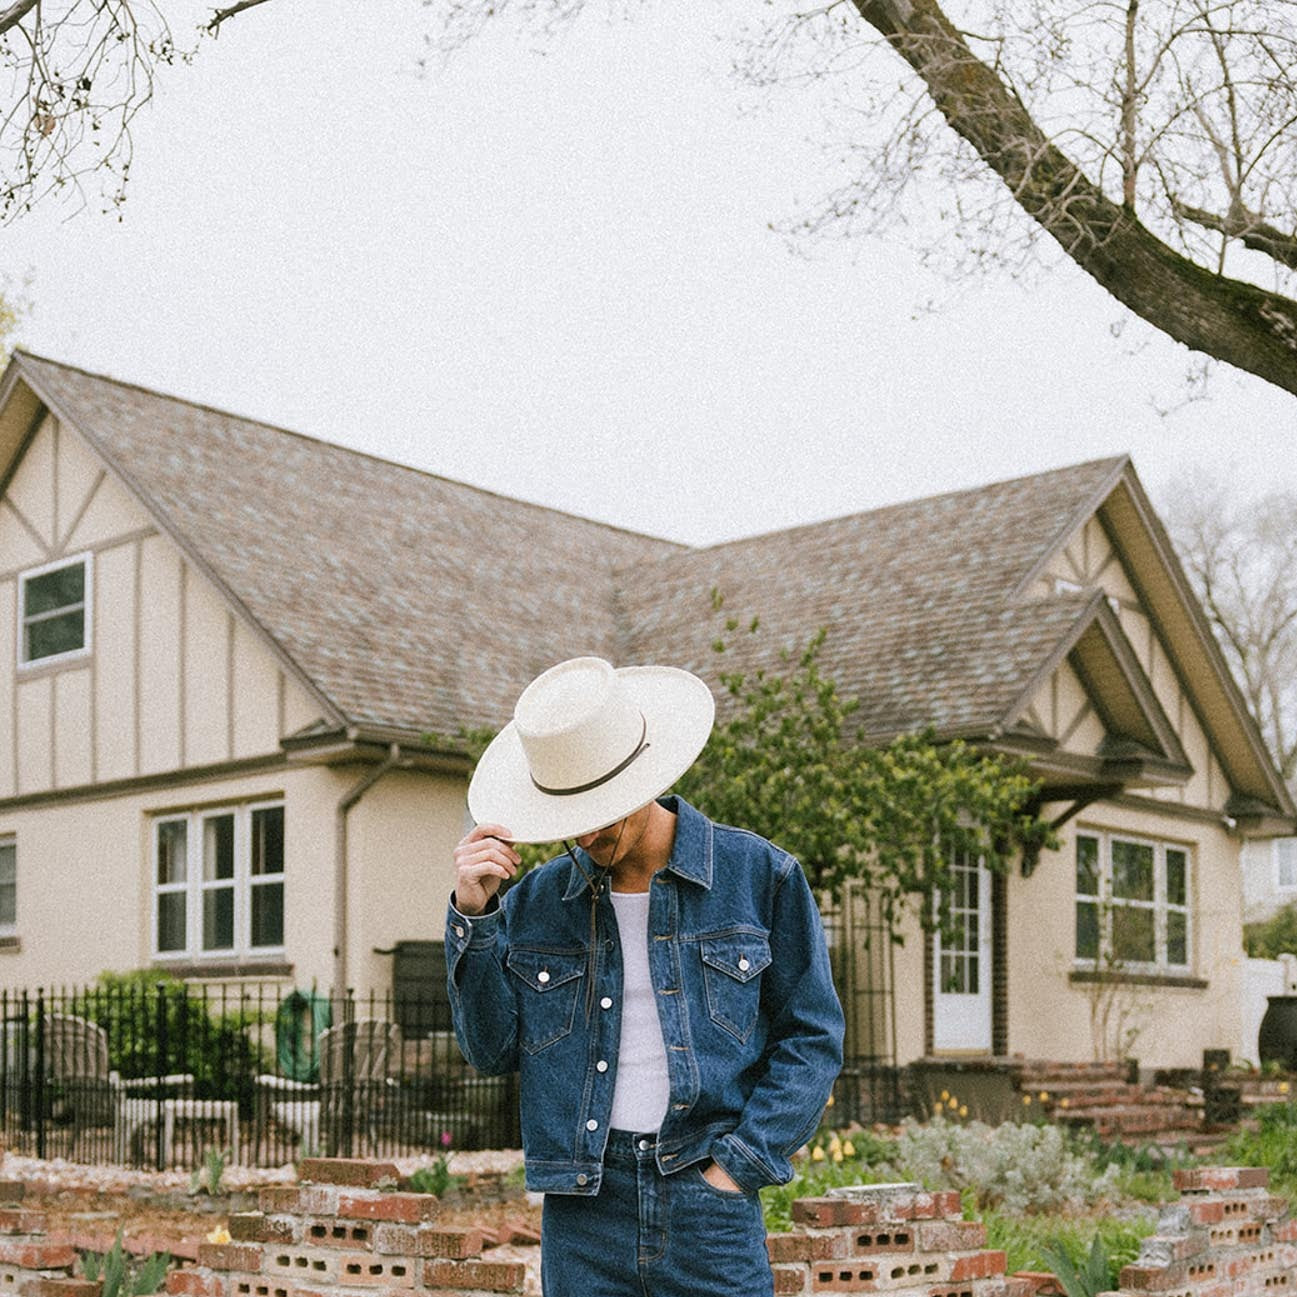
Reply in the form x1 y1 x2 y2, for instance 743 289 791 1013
506 948 586 992
700 934 771 984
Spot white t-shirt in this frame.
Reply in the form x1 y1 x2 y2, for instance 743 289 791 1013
608 889 670 1133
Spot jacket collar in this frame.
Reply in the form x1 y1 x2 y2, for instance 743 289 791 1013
562 796 714 900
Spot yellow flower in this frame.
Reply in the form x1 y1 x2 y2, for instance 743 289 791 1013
832 1150 844 1163
828 1133 842 1153
842 1140 856 1158
1281 1082 1291 1094
947 1097 958 1110
1059 1098 1069 1108
1038 1091 1049 1102
205 1227 231 1245
959 1106 968 1118
825 1093 835 1107
1023 1094 1032 1105
940 1090 950 1102
811 1146 825 1162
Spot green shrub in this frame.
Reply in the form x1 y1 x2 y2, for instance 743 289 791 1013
1245 902 1297 958
1222 1101 1297 1199
68 970 271 1102
406 1156 465 1198
981 1209 1153 1278
760 1130 898 1232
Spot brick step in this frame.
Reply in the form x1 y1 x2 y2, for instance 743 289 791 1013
1017 1061 1129 1084
1060 1105 1202 1137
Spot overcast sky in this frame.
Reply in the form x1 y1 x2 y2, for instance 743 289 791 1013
2 0 1294 547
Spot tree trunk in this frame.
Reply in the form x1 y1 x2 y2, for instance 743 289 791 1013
853 0 1297 396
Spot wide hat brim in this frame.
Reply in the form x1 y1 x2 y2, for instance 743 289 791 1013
467 665 715 843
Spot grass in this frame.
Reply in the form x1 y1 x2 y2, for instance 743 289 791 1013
1221 1101 1297 1200
981 1206 1155 1277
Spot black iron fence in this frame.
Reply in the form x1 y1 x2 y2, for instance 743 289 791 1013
0 983 520 1170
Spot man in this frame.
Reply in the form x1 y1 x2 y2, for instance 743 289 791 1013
446 655 844 1297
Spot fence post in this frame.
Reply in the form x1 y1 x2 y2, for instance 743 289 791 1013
154 985 168 1171
32 989 43 1160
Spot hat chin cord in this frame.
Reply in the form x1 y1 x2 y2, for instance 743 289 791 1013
564 814 631 1021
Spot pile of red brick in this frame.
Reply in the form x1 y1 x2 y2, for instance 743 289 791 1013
177 1160 526 1297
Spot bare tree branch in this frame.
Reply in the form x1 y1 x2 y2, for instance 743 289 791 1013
208 0 274 35
0 0 36 39
1171 195 1297 267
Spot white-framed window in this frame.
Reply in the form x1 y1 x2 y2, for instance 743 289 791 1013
1075 829 1190 971
0 837 15 935
152 802 284 959
1276 838 1297 892
17 553 92 667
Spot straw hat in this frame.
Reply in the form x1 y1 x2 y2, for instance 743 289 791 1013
467 656 715 843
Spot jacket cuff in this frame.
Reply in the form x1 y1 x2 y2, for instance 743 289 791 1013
710 1131 786 1193
447 894 501 951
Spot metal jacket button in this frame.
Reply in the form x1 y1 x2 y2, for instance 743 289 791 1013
600 996 613 1010
596 1060 609 1072
587 1119 599 1131
738 957 750 971
538 970 550 984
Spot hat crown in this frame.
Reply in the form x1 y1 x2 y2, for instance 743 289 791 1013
514 657 645 795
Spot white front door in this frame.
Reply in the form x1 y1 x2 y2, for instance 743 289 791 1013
932 853 993 1052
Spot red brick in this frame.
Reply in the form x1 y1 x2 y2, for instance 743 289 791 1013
298 1159 399 1188
1272 1218 1297 1242
949 1251 1007 1281
422 1258 526 1292
257 1188 301 1215
792 1198 886 1228
808 1259 880 1291
850 1226 916 1254
496 1221 540 1247
335 1254 414 1288
917 1221 987 1251
165 1272 226 1297
195 1243 264 1272
1172 1167 1270 1192
1186 1199 1225 1225
768 1234 813 1263
227 1215 295 1245
0 1242 77 1269
337 1193 439 1225
0 1209 47 1234
1010 1273 1065 1297
773 1266 806 1294
0 1181 26 1203
300 1218 375 1250
372 1225 483 1258
20 1282 101 1297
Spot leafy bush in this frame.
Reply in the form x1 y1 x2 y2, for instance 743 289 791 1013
1222 1101 1297 1199
760 1129 898 1231
189 1146 229 1197
982 1209 1153 1278
1066 1132 1193 1204
82 1229 171 1297
69 970 271 1102
887 1115 1121 1213
406 1155 466 1198
1245 902 1297 958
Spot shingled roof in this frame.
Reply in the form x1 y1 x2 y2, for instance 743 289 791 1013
7 352 1278 814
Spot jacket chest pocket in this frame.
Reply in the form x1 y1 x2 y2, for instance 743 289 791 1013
507 948 586 1055
699 931 772 1043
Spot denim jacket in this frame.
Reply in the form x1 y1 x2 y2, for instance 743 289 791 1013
445 796 844 1195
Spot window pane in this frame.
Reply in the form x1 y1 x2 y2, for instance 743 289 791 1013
1076 901 1099 959
1112 904 1155 963
25 610 84 661
1111 839 1154 900
1166 849 1187 906
1076 835 1099 896
0 881 14 927
251 882 284 947
0 842 15 887
157 821 187 885
158 892 187 952
203 815 235 881
25 564 83 616
1167 911 1188 966
1279 839 1297 889
251 806 284 877
203 887 234 950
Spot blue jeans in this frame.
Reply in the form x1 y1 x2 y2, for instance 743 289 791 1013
540 1129 773 1297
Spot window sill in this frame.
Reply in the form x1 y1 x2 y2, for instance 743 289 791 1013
152 959 292 979
1070 968 1206 990
0 935 19 953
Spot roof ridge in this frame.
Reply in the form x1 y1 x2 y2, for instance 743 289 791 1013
684 454 1132 556
11 349 688 551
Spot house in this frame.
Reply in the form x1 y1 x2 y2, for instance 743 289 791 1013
0 350 1289 1074
1241 835 1297 925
